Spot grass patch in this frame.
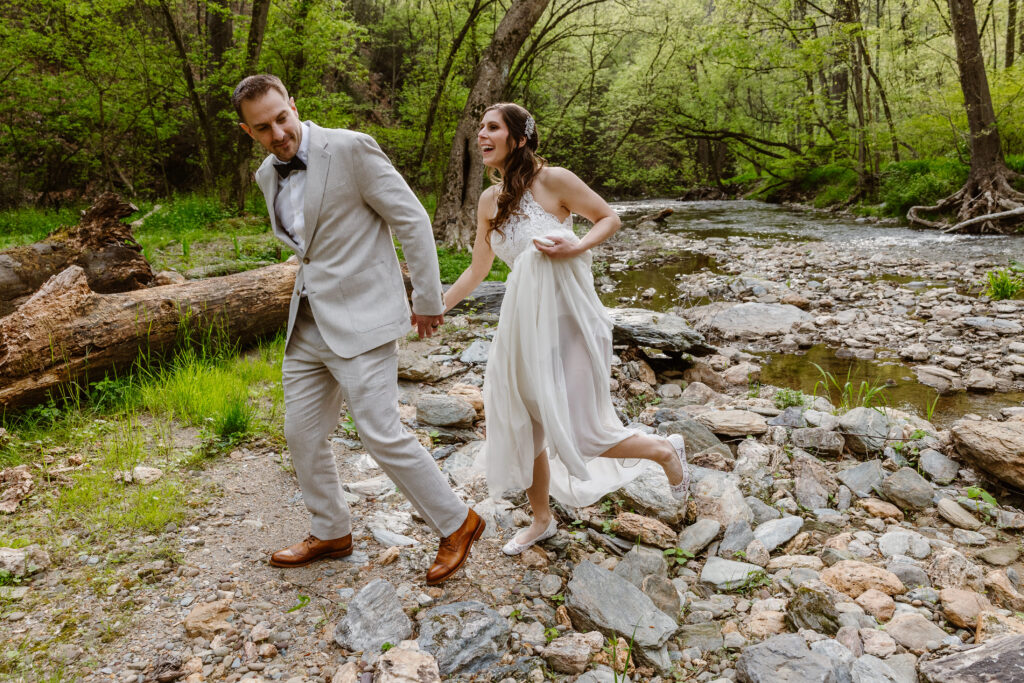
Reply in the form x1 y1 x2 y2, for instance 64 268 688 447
0 205 80 249
983 267 1024 300
812 362 888 412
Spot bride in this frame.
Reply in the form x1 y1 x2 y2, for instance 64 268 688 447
442 103 689 555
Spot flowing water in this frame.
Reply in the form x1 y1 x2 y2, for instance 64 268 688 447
604 199 1024 426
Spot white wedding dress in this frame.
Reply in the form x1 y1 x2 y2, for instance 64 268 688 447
481 190 649 507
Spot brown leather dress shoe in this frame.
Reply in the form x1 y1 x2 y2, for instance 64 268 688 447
426 508 485 585
269 534 352 568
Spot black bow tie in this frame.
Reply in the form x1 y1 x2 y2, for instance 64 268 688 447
275 156 307 178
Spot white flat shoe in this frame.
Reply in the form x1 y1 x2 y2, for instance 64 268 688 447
502 519 558 556
666 434 690 503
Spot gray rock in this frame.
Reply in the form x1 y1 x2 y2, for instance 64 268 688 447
677 622 724 651
565 561 676 672
678 519 722 555
417 601 510 675
883 653 918 683
791 428 846 457
851 654 901 683
700 557 765 591
976 545 1019 566
441 442 484 488
445 281 505 314
838 408 889 455
885 613 948 654
746 497 783 524
719 521 755 559
918 633 1024 682
962 317 1023 334
886 557 931 589
613 546 669 589
936 498 982 531
914 365 964 395
877 530 930 559
753 516 804 552
334 579 413 653
685 302 813 340
659 416 725 455
692 471 754 527
641 575 681 621
397 350 444 382
919 449 959 485
415 394 476 427
768 407 807 428
614 468 688 525
459 340 491 364
369 526 418 547
881 467 934 511
735 633 837 683
608 308 713 354
786 583 842 635
0 546 49 578
810 639 855 683
837 460 885 498
575 667 633 683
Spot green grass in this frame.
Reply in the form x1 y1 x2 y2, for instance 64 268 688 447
0 205 80 248
811 363 888 413
774 387 809 410
982 267 1024 300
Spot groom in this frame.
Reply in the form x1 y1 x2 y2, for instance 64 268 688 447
232 74 483 584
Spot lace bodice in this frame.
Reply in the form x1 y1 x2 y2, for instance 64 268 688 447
490 190 576 267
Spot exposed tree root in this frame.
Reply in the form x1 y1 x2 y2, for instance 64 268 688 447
907 167 1024 234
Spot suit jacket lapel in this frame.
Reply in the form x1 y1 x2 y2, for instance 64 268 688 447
301 123 329 251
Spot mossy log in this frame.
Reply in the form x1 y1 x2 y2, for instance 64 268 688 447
0 193 153 317
0 261 297 408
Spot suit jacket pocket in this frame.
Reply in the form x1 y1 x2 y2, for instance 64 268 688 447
338 261 408 332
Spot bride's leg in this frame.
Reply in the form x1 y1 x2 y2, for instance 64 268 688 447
515 451 555 544
597 434 683 486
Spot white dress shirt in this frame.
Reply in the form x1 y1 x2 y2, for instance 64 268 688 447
273 120 311 252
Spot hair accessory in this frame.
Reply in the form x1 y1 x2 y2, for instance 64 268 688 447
524 114 536 139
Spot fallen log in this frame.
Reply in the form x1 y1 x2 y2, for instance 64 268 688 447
0 261 297 409
0 193 153 317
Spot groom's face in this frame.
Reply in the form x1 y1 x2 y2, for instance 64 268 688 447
239 89 302 161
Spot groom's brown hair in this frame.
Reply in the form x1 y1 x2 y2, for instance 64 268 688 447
231 74 289 119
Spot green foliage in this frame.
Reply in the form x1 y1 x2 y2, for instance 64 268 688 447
774 388 809 410
0 206 79 248
983 268 1024 300
966 486 998 508
287 594 311 613
435 247 510 284
544 626 560 644
879 160 969 217
663 547 694 566
811 363 888 413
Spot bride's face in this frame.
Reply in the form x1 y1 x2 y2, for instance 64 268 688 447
478 110 515 169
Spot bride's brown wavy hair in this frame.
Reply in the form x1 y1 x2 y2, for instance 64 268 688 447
484 102 545 241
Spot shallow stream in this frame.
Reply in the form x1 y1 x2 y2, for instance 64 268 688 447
605 199 1024 426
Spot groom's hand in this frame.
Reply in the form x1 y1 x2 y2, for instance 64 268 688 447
412 313 445 339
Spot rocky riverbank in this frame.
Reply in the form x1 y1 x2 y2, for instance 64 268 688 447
6 306 1024 682
595 210 1024 398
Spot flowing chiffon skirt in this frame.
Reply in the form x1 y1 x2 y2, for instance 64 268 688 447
481 240 649 507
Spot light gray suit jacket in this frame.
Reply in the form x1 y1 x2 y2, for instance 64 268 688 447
255 123 443 359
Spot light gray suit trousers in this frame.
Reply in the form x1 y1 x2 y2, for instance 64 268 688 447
257 124 468 540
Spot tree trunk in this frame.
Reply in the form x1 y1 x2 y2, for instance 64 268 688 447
0 261 297 409
1007 0 1017 67
433 0 552 248
204 0 233 180
232 0 273 213
908 0 1024 232
0 193 153 318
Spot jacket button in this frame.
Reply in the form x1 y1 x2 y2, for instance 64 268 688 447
302 257 310 264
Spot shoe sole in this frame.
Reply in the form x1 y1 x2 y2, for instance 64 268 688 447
425 518 486 586
268 548 352 568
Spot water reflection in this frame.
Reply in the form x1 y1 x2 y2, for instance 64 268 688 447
597 253 716 312
758 345 1024 428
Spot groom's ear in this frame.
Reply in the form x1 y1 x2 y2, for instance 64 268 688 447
239 122 255 139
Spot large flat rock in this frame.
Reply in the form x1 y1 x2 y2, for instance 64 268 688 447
684 302 812 340
608 307 713 355
951 420 1024 490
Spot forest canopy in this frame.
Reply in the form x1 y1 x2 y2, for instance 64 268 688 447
2 0 1023 211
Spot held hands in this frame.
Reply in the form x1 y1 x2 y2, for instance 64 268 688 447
411 313 444 339
533 235 581 259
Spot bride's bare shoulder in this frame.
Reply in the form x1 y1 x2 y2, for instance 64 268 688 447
535 166 582 191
